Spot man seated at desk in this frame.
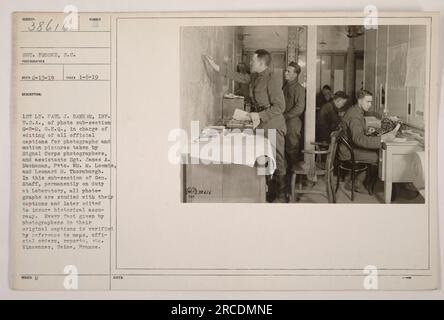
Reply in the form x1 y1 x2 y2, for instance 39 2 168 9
316 90 348 142
339 90 396 193
316 85 332 112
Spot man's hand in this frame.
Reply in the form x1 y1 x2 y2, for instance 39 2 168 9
250 112 260 129
381 130 396 142
367 127 376 135
381 123 401 142
204 55 220 72
381 123 400 143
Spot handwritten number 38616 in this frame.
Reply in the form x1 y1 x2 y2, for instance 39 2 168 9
26 19 66 32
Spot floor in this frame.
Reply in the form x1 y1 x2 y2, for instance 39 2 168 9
290 175 425 204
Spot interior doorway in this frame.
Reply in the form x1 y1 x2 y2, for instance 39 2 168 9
316 53 346 94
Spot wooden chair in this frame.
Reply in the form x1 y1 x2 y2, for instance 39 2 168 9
290 129 341 203
335 133 376 201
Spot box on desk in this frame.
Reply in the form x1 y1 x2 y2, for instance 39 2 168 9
222 96 244 120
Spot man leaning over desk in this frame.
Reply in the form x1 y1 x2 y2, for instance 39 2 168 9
339 90 396 193
204 50 288 203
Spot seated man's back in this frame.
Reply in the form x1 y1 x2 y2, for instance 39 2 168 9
316 91 348 142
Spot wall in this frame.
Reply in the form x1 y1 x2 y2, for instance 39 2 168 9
364 28 377 101
241 26 306 87
317 26 364 52
180 26 235 133
364 25 427 127
241 25 362 53
242 26 288 50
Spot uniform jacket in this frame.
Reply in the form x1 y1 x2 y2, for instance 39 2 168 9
220 65 286 133
282 79 305 121
341 105 381 150
317 101 341 142
316 92 331 110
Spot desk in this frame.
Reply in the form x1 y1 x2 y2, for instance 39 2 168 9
183 162 266 203
182 131 274 203
378 140 423 203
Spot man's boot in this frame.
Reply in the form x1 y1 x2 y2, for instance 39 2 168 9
354 171 368 193
273 175 288 203
344 171 367 193
391 183 419 201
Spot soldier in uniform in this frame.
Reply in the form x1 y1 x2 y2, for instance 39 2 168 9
340 90 395 192
316 90 348 142
316 84 332 112
204 50 288 202
282 61 306 171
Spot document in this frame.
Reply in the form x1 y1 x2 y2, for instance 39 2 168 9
233 108 250 121
9 11 440 291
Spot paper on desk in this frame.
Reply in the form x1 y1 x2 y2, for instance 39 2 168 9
233 108 250 121
392 123 401 136
190 132 276 174
250 112 260 129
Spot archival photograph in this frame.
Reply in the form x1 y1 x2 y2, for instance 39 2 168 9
180 25 427 204
7 9 439 293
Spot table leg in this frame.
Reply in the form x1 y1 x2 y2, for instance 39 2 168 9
384 150 392 203
384 178 392 203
